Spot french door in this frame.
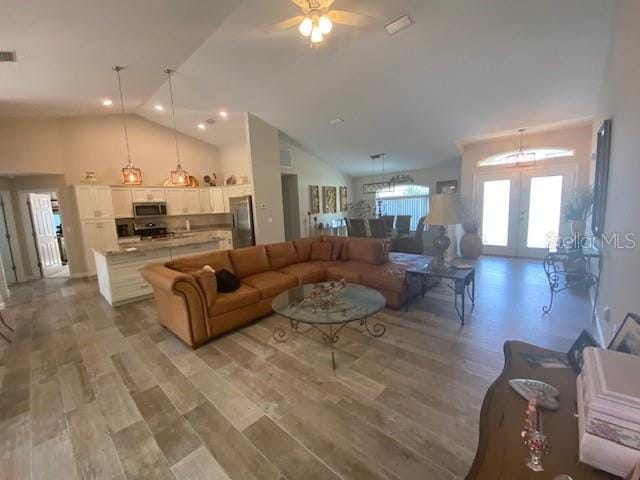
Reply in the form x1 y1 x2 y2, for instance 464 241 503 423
474 166 576 258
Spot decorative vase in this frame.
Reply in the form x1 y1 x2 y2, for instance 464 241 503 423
569 220 587 249
460 233 482 259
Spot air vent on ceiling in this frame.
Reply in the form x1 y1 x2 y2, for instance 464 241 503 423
0 51 17 62
280 148 293 168
385 15 413 36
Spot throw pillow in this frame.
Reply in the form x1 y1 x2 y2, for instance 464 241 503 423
203 264 240 293
310 241 332 261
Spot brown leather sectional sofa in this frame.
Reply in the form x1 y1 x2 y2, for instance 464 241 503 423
141 235 426 347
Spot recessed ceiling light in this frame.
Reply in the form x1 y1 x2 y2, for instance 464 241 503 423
329 117 344 125
197 123 206 130
102 99 113 107
218 111 228 118
154 104 164 111
385 15 413 36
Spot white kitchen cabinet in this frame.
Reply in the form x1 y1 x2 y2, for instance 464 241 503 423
165 189 184 216
75 185 114 220
198 188 213 213
183 189 199 214
80 220 118 275
111 187 133 218
226 184 252 198
132 188 166 203
210 188 225 213
165 188 200 215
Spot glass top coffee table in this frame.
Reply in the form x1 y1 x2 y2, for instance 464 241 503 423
272 282 386 370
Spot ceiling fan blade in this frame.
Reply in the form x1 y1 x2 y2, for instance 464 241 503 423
271 15 305 32
324 0 337 7
328 10 369 27
290 0 309 8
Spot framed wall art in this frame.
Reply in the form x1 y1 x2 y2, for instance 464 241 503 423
339 186 348 212
608 312 640 356
567 329 600 373
592 119 612 237
309 185 320 214
322 186 337 214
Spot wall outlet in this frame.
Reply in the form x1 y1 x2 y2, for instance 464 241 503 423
603 306 611 323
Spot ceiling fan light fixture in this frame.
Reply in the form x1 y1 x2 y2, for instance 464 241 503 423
319 15 332 34
311 26 324 43
299 17 313 37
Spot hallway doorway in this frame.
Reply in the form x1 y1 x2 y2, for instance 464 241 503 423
281 174 301 241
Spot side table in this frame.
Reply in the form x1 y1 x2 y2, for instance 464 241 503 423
405 264 475 324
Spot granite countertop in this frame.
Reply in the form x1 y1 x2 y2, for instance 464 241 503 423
95 230 230 256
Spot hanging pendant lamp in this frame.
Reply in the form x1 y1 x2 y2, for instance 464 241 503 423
113 66 142 185
165 68 190 186
506 129 536 168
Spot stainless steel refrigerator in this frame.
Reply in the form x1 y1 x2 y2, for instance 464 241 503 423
229 195 255 248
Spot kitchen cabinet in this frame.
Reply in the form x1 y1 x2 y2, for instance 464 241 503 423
111 187 133 218
226 184 252 198
165 188 200 215
75 185 114 220
80 220 118 275
198 188 213 213
132 188 166 203
210 188 225 214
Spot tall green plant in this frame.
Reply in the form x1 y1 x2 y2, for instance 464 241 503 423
563 188 593 222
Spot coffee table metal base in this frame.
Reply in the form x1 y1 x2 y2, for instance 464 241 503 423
273 317 386 371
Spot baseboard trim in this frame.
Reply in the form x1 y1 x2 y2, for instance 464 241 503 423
70 272 90 279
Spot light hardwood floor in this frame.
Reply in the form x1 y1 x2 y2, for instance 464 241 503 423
0 256 595 480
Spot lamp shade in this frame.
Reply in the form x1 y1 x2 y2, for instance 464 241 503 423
424 193 461 226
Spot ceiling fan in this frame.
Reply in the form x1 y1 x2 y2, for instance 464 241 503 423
273 0 367 44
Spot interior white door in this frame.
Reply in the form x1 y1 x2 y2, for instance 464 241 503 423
28 193 62 276
475 171 521 256
517 166 576 258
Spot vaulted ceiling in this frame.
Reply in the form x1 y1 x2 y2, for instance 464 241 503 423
1 0 614 176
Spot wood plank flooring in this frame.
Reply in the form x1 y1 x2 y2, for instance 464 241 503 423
0 256 596 479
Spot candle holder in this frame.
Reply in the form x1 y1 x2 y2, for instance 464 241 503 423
521 398 550 471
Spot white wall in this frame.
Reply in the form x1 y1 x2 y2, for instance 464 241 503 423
245 114 285 245
218 140 251 185
353 160 461 203
460 123 594 197
0 114 220 185
280 135 354 237
592 0 640 343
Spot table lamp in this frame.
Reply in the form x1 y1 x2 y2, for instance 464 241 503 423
423 193 461 269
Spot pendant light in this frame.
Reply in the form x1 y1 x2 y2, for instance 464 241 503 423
506 129 536 168
113 66 142 185
165 68 190 186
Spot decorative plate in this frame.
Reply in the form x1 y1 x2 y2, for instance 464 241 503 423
508 378 560 410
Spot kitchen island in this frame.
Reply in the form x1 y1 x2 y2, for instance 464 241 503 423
94 230 232 306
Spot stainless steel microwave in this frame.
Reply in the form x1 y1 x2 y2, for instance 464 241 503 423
133 202 167 218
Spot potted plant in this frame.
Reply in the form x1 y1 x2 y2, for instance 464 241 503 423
459 197 483 259
563 188 593 247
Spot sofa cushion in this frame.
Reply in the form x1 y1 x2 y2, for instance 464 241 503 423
326 261 373 283
241 271 298 299
322 236 349 260
310 242 332 261
292 236 322 262
229 245 270 279
279 262 326 285
168 250 234 274
344 238 386 265
265 242 298 270
361 253 427 294
210 285 260 317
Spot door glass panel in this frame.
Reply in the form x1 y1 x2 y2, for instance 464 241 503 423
482 180 511 247
526 175 563 249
